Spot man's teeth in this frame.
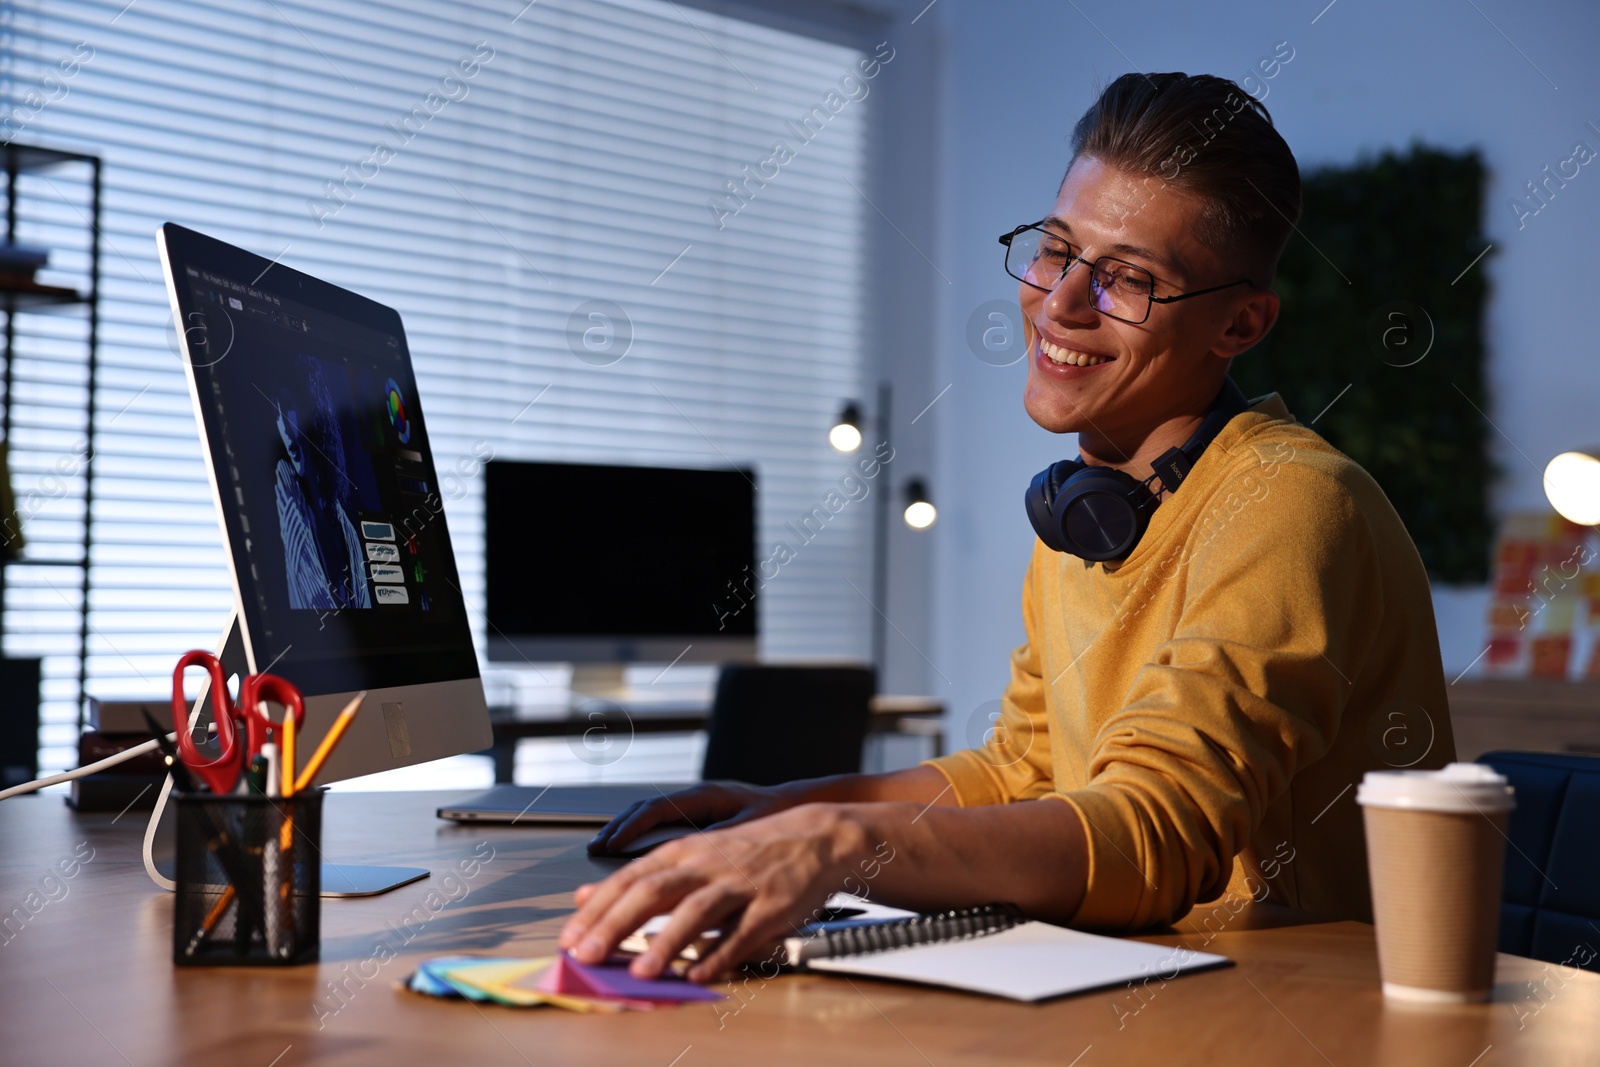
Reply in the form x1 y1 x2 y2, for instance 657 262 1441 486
1039 339 1111 366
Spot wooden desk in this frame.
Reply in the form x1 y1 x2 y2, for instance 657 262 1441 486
487 694 946 782
3 790 1596 1066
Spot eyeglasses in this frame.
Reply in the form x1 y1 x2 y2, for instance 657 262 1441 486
998 222 1257 325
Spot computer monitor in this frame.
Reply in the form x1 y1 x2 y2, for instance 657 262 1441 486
483 460 757 690
156 222 491 783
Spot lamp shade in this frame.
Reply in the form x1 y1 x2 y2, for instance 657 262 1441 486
1545 450 1600 525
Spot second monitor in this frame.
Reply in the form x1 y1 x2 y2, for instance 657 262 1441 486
484 460 757 693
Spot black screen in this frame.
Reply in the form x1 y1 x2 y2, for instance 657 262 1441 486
163 224 479 694
484 460 756 638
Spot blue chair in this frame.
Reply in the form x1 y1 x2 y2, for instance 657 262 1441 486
1477 750 1600 971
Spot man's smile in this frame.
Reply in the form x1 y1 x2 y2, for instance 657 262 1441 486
1034 328 1117 375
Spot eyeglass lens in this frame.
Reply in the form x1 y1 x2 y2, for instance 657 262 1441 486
1006 227 1154 322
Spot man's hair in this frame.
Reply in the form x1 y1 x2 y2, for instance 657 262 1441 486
1066 72 1301 285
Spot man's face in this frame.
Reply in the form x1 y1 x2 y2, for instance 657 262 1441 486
1020 156 1261 444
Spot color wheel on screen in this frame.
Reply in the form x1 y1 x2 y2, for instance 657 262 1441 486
385 377 411 444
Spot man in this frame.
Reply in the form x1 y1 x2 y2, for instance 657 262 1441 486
561 72 1453 982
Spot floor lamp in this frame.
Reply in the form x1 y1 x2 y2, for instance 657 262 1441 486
833 382 936 675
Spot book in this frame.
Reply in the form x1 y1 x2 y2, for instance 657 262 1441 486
79 730 166 775
0 242 49 272
87 698 176 735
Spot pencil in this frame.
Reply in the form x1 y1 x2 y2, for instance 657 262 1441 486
186 886 235 956
293 691 365 794
279 713 298 853
281 714 296 798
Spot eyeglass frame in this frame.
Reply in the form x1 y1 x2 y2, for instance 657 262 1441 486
997 221 1259 325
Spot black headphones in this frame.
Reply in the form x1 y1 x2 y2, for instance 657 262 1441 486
1025 378 1250 562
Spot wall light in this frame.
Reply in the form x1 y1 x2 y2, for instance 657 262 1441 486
903 478 936 529
1545 450 1600 525
829 401 863 453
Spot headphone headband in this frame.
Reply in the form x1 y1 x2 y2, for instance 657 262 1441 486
1149 377 1250 495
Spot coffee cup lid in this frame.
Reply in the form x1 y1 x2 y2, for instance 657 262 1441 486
1356 762 1515 814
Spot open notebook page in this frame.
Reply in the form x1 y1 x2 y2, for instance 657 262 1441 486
806 921 1230 1002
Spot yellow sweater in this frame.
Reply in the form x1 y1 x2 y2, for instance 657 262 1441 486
928 393 1454 929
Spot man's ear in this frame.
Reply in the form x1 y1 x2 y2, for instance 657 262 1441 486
1215 288 1279 358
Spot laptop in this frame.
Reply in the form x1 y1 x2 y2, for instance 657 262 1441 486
437 783 703 855
438 782 697 824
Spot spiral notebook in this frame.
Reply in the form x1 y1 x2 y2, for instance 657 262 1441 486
625 896 1231 1002
787 902 1232 1002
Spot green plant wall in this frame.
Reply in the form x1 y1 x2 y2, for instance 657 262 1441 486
1232 143 1493 583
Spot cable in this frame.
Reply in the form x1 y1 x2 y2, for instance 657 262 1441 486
0 724 216 802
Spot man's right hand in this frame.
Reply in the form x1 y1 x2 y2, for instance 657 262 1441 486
586 780 800 856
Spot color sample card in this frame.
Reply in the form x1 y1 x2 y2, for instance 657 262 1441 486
404 954 724 1012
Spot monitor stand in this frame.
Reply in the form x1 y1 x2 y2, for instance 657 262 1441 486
141 611 430 896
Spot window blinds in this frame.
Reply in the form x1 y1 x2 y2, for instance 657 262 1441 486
1 0 876 775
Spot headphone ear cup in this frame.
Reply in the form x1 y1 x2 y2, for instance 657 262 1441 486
1050 466 1153 562
1025 460 1079 553
1046 458 1076 500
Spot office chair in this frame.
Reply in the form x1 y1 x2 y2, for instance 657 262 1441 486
700 664 875 786
1476 750 1600 971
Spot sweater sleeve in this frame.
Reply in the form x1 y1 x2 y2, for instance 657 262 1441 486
1058 463 1382 930
924 544 1056 805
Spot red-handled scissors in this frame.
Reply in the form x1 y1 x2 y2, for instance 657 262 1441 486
171 650 305 794
237 672 305 763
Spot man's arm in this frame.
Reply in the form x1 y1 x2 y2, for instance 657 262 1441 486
561 788 1089 981
586 764 956 855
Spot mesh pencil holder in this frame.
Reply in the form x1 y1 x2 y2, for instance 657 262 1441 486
172 788 323 966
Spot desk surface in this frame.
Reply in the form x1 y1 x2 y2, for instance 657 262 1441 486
3 790 1596 1067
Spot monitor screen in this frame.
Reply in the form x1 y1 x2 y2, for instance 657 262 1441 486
160 224 479 694
484 460 756 650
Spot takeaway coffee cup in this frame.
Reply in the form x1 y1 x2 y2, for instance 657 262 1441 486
1357 763 1515 1003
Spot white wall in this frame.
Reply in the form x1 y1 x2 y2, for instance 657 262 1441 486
919 0 1600 737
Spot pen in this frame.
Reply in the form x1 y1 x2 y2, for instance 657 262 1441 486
247 754 268 795
262 740 283 956
293 691 366 793
262 742 280 798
